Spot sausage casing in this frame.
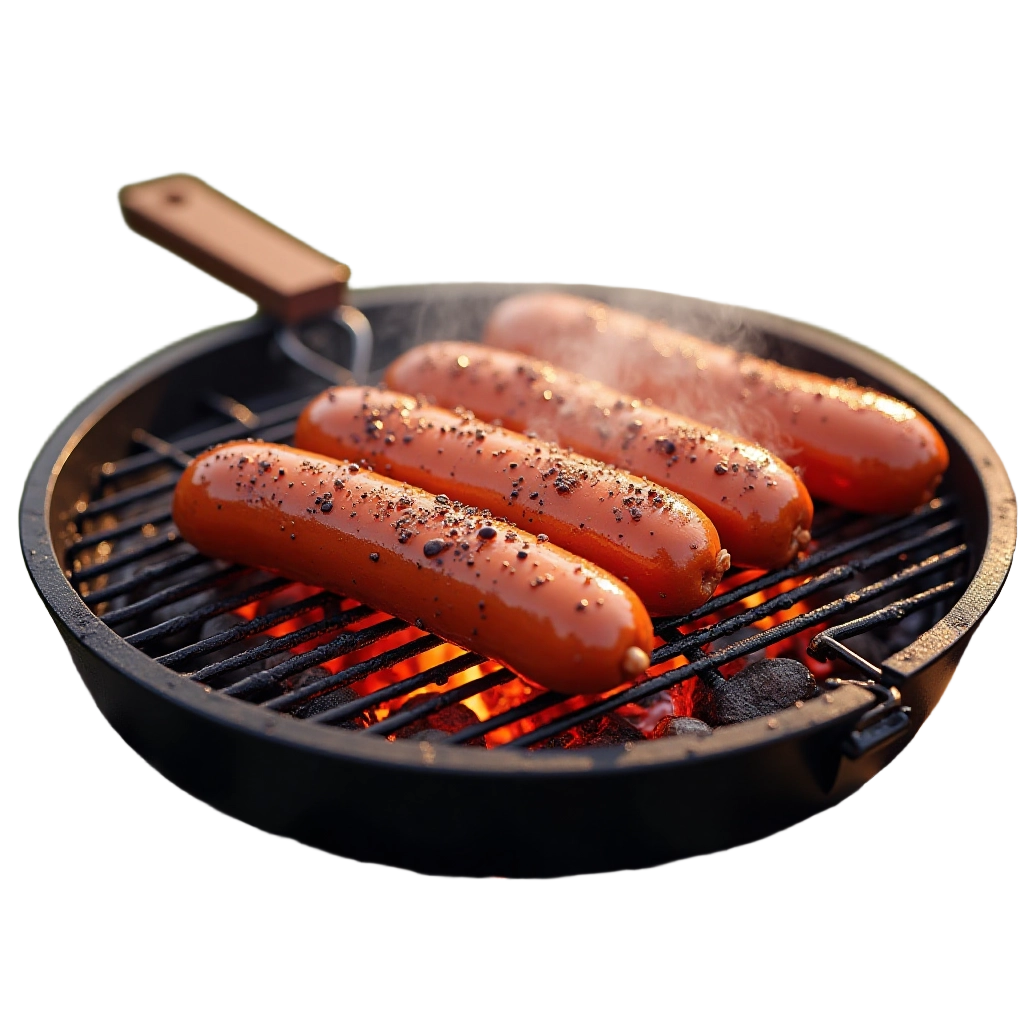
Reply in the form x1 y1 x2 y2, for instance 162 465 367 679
386 343 814 570
483 292 949 515
172 442 654 694
295 386 729 616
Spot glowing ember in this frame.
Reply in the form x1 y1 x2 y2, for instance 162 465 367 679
236 559 840 748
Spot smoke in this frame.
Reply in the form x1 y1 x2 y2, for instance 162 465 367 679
639 297 800 465
478 288 803 462
592 286 772 355
361 286 803 463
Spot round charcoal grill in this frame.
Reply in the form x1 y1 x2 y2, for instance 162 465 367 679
19 177 1015 877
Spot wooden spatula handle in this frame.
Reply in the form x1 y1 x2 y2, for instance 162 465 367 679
119 174 350 324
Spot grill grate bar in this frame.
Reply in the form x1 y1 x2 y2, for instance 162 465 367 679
194 605 377 685
814 637 887 681
439 691 567 745
660 544 967 686
99 396 312 483
100 564 245 625
81 551 206 605
80 418 298 534
124 420 300 482
653 518 964 666
132 575 299 649
850 518 962 571
131 429 192 468
653 564 854 666
655 496 955 636
101 455 181 485
802 505 859 539
508 578 962 750
808 593 954 675
366 667 516 736
71 532 184 583
439 636 716 748
66 510 175 557
78 475 180 522
264 633 445 713
309 649 484 726
502 549 966 748
156 590 331 665
221 616 411 700
203 392 261 428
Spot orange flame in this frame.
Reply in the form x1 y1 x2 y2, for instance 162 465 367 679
239 566 837 749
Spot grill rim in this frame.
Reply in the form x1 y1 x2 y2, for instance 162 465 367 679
21 282 1014 779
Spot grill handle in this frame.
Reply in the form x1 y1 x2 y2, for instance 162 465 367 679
119 174 350 324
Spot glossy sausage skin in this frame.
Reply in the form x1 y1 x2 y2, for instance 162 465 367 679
483 292 949 515
172 442 654 694
386 343 814 570
295 387 729 616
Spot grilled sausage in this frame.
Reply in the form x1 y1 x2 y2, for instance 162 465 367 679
172 442 654 694
483 292 949 514
294 387 729 616
386 343 814 569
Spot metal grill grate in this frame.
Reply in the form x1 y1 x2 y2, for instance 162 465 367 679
64 369 968 751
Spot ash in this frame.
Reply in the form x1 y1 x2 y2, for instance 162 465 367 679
655 717 713 738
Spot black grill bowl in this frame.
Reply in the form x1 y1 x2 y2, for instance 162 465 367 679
20 283 1016 877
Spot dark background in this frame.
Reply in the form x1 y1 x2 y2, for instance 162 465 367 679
3 4 1020 1021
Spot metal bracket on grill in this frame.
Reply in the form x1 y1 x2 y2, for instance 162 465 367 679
810 610 919 759
821 678 911 759
275 305 373 386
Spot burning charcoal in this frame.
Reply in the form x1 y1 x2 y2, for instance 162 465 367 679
295 684 373 728
392 695 486 746
691 657 815 726
123 587 235 656
282 664 332 692
188 614 292 683
147 583 222 627
538 713 645 749
653 716 713 739
190 612 259 667
706 625 771 679
225 651 321 696
617 689 675 735
261 650 296 672
199 612 245 642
